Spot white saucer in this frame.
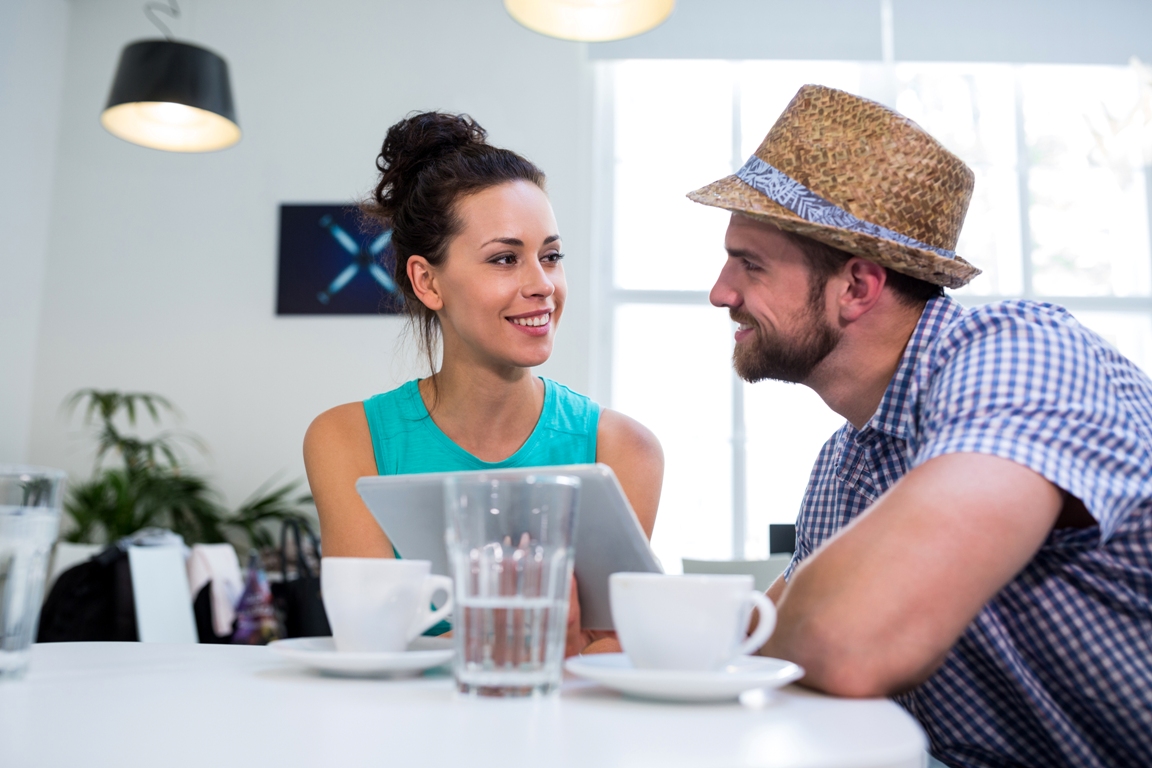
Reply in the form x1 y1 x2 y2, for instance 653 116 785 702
564 653 804 702
269 636 453 677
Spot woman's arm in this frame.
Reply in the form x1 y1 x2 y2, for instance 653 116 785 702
569 409 663 656
303 402 394 559
595 408 663 537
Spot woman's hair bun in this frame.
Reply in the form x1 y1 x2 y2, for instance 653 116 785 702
372 112 488 221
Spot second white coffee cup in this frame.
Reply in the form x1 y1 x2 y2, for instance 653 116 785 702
321 557 453 653
609 572 775 671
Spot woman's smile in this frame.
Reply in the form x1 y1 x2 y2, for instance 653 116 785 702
507 309 553 336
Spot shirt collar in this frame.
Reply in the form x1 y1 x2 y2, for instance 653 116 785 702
857 294 964 442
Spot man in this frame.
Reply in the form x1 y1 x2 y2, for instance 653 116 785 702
688 85 1152 768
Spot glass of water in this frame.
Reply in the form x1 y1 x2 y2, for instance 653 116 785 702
1 466 65 680
444 474 579 697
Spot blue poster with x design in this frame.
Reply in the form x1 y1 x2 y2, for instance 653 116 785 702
276 204 403 315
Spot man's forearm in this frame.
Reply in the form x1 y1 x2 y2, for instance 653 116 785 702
758 559 915 697
756 454 1062 697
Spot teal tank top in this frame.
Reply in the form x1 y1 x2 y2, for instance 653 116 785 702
363 377 600 475
362 378 599 636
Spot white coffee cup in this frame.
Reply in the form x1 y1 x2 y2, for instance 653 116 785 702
609 572 776 671
321 557 453 653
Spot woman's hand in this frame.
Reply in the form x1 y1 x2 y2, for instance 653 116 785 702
565 576 620 657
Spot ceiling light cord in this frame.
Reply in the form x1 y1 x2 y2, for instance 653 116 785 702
144 0 180 41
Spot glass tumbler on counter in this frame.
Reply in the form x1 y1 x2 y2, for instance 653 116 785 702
444 474 579 697
0 466 65 680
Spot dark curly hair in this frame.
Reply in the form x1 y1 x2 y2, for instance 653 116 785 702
362 112 546 374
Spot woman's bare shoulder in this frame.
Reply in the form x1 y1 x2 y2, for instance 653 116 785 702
597 408 663 460
304 402 373 463
596 408 663 538
303 402 391 557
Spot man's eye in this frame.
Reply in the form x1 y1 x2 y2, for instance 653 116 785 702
742 258 760 272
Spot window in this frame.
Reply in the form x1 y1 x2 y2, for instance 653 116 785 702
595 59 1152 572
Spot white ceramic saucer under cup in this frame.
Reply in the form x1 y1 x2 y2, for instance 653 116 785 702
269 636 453 677
564 653 804 702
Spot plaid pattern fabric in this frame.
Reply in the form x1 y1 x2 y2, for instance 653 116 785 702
786 296 1152 768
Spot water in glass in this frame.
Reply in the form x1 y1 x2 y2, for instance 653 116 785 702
0 467 65 680
445 475 578 696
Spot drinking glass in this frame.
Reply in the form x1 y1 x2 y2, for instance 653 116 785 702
444 474 579 697
0 466 65 680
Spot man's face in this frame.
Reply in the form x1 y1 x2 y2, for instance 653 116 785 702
708 215 842 384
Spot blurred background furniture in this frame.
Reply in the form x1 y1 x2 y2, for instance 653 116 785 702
46 542 102 594
125 545 197 644
769 524 795 557
40 538 204 645
187 543 244 642
681 557 789 592
682 524 796 591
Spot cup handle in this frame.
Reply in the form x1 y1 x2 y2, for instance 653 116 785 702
409 575 454 641
736 590 776 657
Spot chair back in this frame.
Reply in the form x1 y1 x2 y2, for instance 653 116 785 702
680 555 791 593
127 545 197 643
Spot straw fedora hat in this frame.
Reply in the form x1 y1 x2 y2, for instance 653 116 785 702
687 84 980 288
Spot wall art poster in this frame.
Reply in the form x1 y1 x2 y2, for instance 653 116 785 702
275 204 403 315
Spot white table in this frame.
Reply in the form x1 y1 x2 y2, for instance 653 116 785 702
0 643 927 768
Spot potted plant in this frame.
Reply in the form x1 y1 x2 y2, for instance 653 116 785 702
62 389 315 550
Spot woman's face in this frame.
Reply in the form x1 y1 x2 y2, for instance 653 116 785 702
418 180 566 371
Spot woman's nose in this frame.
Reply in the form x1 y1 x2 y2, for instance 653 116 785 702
521 259 555 298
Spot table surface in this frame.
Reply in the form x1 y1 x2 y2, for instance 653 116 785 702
0 643 927 768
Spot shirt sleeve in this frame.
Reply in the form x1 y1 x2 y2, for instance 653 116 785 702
784 428 845 581
913 303 1152 542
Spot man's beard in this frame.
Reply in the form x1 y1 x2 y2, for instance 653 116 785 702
730 281 841 384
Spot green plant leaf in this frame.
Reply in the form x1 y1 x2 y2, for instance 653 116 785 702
60 389 315 553
227 477 317 550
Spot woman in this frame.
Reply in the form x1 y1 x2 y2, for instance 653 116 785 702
303 112 663 652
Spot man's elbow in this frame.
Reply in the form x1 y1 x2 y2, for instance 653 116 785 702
807 662 922 698
788 619 941 698
804 658 897 698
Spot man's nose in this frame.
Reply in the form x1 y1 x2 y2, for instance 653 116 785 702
709 259 740 309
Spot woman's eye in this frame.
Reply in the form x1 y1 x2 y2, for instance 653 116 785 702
542 252 565 264
491 254 516 265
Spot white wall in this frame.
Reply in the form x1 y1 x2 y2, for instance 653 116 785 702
23 0 594 506
589 0 1152 64
0 0 69 464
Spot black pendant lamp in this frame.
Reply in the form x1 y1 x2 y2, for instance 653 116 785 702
101 2 240 152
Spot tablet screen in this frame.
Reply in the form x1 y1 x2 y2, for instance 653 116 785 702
355 463 662 629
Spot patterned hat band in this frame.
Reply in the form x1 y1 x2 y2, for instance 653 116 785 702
734 155 957 261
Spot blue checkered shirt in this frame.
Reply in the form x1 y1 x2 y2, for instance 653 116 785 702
786 296 1152 768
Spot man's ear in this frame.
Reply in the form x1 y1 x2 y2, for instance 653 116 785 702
408 256 444 311
837 257 886 322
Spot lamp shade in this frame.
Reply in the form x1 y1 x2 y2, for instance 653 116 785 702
101 39 240 153
504 0 674 42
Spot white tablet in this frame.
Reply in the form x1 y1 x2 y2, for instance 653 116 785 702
355 463 662 630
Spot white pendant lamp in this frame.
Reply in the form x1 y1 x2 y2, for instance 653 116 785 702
100 1 240 153
505 0 675 42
